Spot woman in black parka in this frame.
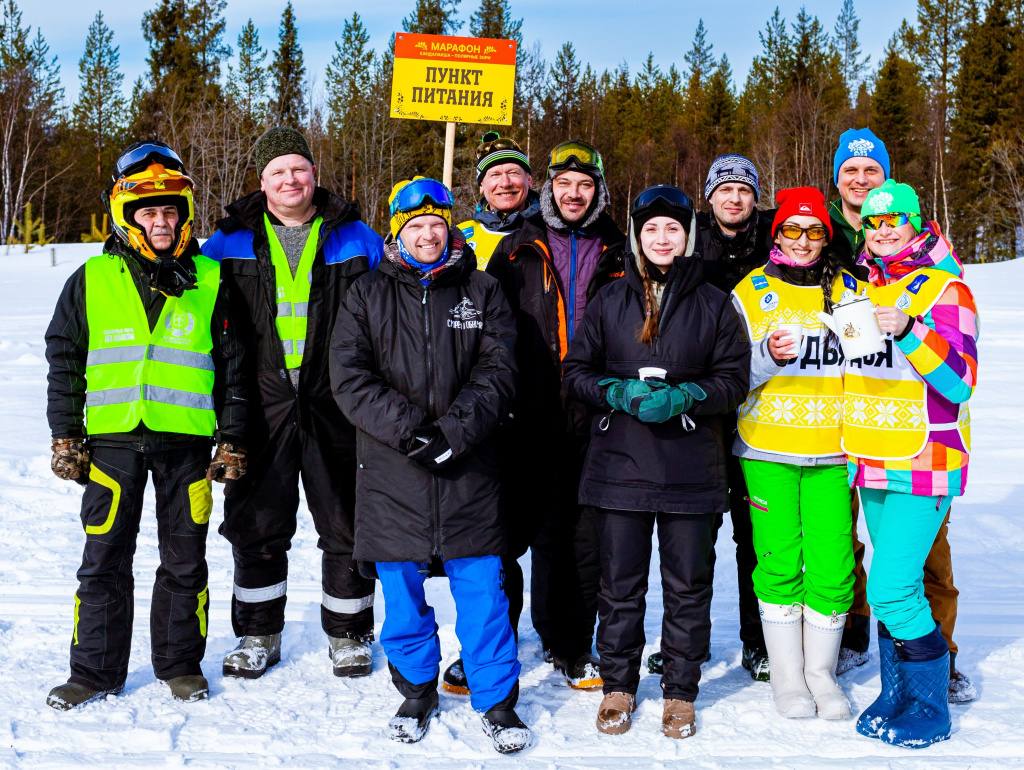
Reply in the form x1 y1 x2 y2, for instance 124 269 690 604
563 185 749 741
330 178 528 753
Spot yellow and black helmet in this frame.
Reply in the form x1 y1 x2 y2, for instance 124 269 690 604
104 141 195 261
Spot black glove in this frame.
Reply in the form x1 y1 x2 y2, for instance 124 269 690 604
407 424 455 471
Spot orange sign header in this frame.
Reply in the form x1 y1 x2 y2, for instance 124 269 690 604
394 33 517 66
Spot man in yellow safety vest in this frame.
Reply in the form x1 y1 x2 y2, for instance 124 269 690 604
202 127 384 680
44 141 248 710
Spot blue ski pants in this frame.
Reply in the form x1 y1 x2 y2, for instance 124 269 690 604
860 488 953 640
376 555 521 711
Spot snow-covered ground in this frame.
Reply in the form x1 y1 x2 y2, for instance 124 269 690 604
1 244 1022 769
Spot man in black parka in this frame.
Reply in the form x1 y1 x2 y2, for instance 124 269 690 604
331 177 529 753
202 127 383 679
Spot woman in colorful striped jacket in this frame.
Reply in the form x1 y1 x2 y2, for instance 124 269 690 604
845 180 978 749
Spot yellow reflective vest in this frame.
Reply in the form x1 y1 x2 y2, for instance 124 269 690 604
265 214 323 370
84 254 219 436
842 267 971 461
732 267 858 457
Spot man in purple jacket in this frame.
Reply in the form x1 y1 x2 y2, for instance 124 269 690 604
481 141 626 692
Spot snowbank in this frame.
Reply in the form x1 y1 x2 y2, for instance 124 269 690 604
1 246 1022 768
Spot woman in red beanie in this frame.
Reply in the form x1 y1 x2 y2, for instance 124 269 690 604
730 186 859 721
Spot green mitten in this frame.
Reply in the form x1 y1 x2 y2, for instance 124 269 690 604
635 382 708 423
599 378 627 411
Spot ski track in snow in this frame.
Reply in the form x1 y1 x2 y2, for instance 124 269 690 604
1 244 1022 769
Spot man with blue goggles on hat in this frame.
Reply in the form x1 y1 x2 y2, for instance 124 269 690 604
330 177 529 753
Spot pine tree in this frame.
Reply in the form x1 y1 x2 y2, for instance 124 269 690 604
326 13 374 198
0 0 64 246
906 0 967 231
834 0 870 104
871 26 926 181
546 42 581 136
74 11 126 190
140 0 228 104
403 0 463 35
703 54 738 159
270 2 306 127
192 0 230 87
227 19 268 131
684 18 715 132
744 8 792 110
470 0 522 43
950 0 1016 258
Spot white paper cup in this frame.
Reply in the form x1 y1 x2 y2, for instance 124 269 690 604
776 324 804 352
639 367 668 381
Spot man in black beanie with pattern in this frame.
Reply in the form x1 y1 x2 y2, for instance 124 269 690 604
202 126 384 680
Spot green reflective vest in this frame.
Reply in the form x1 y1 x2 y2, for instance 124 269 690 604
265 214 322 370
84 254 220 437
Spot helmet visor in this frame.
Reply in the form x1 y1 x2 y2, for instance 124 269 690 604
390 178 454 217
115 142 185 180
549 140 604 176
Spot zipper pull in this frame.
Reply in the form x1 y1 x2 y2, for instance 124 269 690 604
422 288 427 305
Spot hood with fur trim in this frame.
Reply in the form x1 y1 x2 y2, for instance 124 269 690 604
540 176 611 232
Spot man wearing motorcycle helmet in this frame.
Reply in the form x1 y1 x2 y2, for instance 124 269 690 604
44 141 249 710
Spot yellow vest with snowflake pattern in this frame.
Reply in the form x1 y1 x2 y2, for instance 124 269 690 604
842 267 971 461
732 267 858 457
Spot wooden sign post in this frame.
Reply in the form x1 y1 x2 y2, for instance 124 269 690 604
390 33 517 190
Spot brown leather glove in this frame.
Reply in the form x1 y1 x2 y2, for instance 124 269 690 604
51 438 90 485
207 443 247 482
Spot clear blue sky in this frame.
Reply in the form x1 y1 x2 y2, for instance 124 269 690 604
25 0 920 103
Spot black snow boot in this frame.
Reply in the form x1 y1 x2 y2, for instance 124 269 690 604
46 681 123 711
387 663 439 744
388 691 439 743
442 657 470 695
742 644 770 681
480 682 531 754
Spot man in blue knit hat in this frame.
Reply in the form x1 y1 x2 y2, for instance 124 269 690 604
829 127 890 262
827 128 975 704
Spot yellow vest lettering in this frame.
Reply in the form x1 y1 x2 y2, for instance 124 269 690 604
732 268 855 457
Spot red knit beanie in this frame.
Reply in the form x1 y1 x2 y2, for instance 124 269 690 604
772 187 832 239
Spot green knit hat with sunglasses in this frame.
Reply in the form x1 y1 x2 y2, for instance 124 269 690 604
861 179 923 234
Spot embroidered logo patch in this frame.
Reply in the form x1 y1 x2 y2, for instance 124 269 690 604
848 138 875 155
843 273 858 291
867 192 893 214
798 203 812 214
751 275 769 290
896 291 912 311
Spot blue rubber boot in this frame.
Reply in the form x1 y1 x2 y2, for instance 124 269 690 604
856 624 906 739
879 625 951 749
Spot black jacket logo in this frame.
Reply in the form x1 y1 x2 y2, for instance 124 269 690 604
448 298 483 329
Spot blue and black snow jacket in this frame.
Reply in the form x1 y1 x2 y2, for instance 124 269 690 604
202 188 383 451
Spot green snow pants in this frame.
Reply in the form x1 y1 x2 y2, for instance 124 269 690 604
740 459 854 616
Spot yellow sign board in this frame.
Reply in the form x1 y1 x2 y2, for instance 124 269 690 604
390 33 516 125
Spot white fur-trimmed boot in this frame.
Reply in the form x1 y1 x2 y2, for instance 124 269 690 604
802 606 852 720
759 601 815 718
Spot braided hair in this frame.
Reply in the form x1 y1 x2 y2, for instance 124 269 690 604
637 256 660 346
